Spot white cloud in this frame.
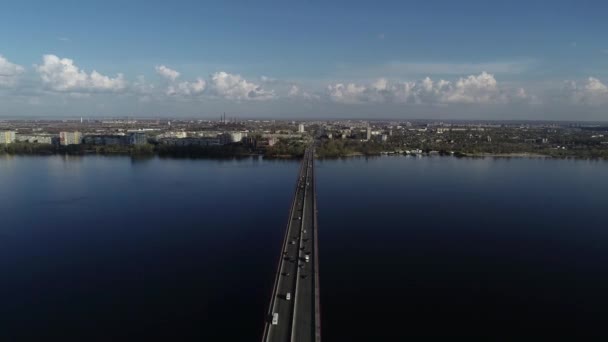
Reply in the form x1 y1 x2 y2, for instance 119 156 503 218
585 77 608 93
153 65 206 96
287 84 318 100
36 54 126 92
288 85 300 97
155 65 180 81
443 72 499 103
327 83 368 104
167 78 206 96
0 55 25 87
567 77 608 105
209 71 274 100
335 60 534 79
133 75 155 94
327 72 531 105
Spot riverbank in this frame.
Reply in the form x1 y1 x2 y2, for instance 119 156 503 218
315 151 608 161
463 152 550 158
3 142 608 161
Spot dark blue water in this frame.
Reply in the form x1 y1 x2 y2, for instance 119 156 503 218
1 155 608 340
0 155 298 341
317 156 608 340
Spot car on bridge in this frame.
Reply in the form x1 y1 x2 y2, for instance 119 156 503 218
272 313 279 325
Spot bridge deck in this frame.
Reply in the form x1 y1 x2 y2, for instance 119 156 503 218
262 148 320 342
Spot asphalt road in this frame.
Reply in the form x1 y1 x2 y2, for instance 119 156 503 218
263 148 320 342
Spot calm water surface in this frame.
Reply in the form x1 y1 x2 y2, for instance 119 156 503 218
1 155 608 340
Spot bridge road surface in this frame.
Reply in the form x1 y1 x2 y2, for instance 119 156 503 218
262 147 321 342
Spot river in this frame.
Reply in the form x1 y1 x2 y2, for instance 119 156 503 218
1 155 607 340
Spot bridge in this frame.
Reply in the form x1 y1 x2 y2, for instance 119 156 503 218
262 147 321 342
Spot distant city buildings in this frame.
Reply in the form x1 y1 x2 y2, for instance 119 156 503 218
4 117 605 158
242 136 277 149
59 131 82 146
83 135 124 145
160 137 221 147
82 132 147 146
129 132 147 145
156 131 187 139
219 132 243 145
156 131 248 147
0 131 16 144
101 119 137 124
15 134 54 144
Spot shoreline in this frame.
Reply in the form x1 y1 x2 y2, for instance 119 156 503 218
316 151 608 161
460 152 550 158
3 149 608 161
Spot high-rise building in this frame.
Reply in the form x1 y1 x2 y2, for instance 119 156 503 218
15 134 54 144
366 126 372 141
59 131 82 146
129 132 147 145
298 124 305 133
219 132 243 145
0 131 16 144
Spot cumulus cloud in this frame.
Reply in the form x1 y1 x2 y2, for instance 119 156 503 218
327 83 368 104
443 72 499 103
167 78 206 96
209 71 274 100
36 54 126 92
288 85 300 97
155 65 180 81
153 65 207 96
0 55 25 87
288 84 319 100
566 77 608 105
133 75 155 94
327 72 531 105
336 60 534 79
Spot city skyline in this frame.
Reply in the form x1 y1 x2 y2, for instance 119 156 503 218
1 0 608 120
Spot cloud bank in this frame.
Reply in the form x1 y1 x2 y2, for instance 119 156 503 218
566 77 608 105
167 78 206 96
155 65 180 81
209 71 274 100
3 52 608 120
327 72 531 105
0 55 25 87
36 54 126 92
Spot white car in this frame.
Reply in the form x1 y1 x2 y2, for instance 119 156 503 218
272 313 279 325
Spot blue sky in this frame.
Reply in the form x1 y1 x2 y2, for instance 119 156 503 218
1 0 608 120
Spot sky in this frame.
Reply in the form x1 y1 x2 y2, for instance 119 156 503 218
1 0 608 120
